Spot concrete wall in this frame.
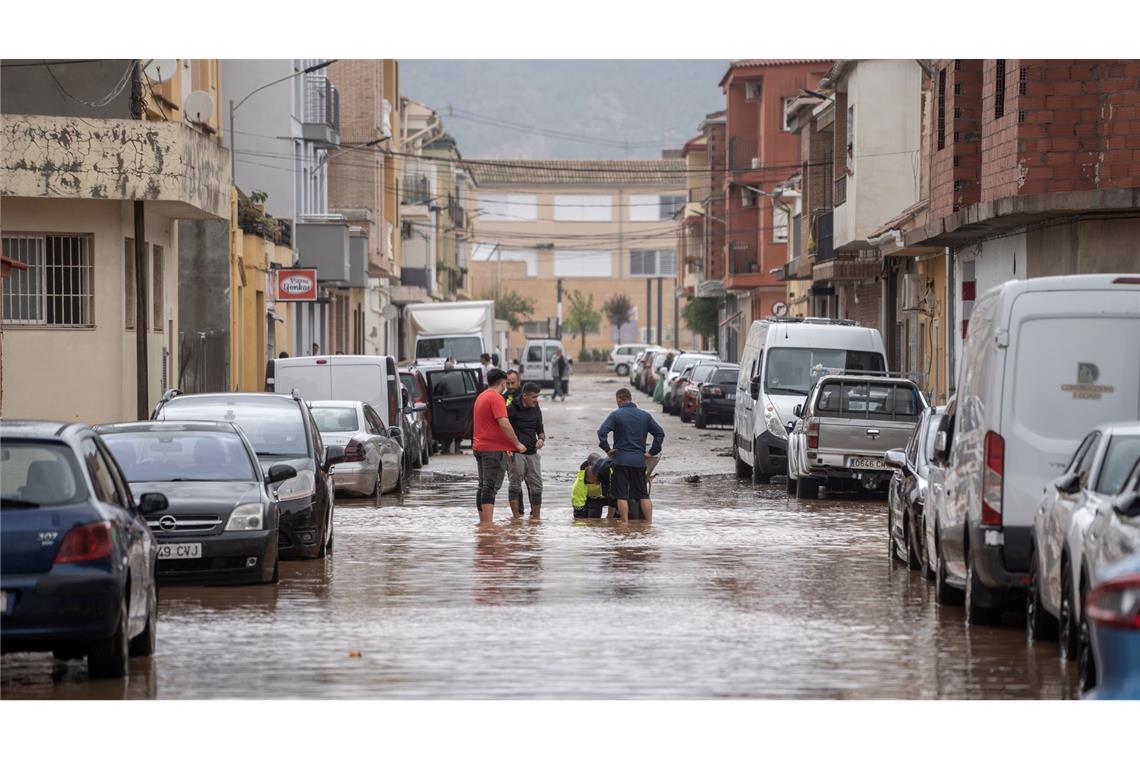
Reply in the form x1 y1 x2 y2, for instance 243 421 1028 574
1027 217 1140 276
3 198 177 422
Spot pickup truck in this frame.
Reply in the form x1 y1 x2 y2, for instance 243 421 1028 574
786 374 927 499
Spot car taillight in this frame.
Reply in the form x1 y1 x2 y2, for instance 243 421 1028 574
703 386 723 397
1086 574 1140 630
54 521 113 564
806 419 820 450
344 440 366 462
982 430 1004 526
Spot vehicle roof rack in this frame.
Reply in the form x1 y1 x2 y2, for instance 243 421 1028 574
811 368 912 379
766 316 857 326
159 388 182 402
290 387 303 401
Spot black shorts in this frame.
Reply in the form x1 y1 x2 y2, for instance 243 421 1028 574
610 465 649 502
573 498 607 519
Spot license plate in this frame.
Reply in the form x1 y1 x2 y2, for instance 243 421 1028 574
726 393 735 400
1 591 11 614
849 457 886 470
157 543 202 560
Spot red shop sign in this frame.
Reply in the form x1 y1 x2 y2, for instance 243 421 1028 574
276 268 318 301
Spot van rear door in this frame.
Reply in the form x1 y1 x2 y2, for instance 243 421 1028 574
328 360 387 427
425 368 481 442
1002 293 1140 543
523 343 547 383
275 361 332 404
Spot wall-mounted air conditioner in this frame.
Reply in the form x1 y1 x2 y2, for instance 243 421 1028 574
751 157 762 170
900 273 926 312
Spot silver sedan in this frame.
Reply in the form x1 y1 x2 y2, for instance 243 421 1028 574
308 400 406 497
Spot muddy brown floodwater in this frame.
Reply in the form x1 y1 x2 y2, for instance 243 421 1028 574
2 376 1077 699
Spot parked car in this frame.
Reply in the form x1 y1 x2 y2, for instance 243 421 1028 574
630 349 656 391
1029 423 1140 669
1080 456 1140 695
786 373 926 499
636 349 665 393
609 343 656 376
662 362 699 415
937 274 1140 625
925 396 962 605
399 368 433 467
693 364 740 429
1 420 167 678
1084 552 1140 700
521 338 565 389
309 400 406 496
885 406 946 574
152 391 344 560
661 352 716 414
735 317 887 485
420 364 483 453
680 363 721 423
96 421 290 585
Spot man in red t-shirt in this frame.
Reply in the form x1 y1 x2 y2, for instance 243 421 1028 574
473 368 527 523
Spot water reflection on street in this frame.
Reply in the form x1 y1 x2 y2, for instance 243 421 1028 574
2 472 1077 698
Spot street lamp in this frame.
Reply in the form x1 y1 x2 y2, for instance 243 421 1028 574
228 60 337 185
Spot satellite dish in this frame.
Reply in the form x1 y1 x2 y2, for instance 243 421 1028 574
381 304 399 320
143 59 177 83
183 90 215 125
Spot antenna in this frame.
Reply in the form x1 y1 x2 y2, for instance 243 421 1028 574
183 90 215 126
143 59 177 83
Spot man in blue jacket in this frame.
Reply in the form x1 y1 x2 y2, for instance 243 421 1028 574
597 387 665 523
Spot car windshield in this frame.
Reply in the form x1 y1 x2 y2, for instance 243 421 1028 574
713 368 739 384
765 348 886 396
1096 435 1140 494
416 337 482 363
0 441 86 507
671 356 700 374
692 365 717 383
652 354 669 369
103 431 256 482
310 406 360 434
160 398 309 457
399 375 419 404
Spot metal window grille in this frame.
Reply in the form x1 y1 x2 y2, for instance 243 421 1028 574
937 69 947 151
2 234 93 327
1019 66 1028 96
995 60 1006 119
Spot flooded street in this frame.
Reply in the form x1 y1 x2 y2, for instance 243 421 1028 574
2 376 1077 699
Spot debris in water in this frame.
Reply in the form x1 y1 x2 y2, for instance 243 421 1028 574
685 475 701 483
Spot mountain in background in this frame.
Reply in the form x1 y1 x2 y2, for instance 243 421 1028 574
400 60 730 159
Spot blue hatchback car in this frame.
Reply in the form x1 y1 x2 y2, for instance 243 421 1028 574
1 421 168 678
1084 552 1140 699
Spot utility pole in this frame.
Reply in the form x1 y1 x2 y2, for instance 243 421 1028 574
134 200 149 419
493 243 502 302
645 278 652 344
656 276 663 349
555 278 563 340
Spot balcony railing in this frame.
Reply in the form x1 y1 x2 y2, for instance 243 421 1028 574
727 137 761 172
401 174 431 206
303 75 339 142
728 244 759 275
812 211 835 262
833 174 847 207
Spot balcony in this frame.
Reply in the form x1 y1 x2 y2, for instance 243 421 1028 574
812 211 835 262
401 174 431 207
727 137 761 172
775 258 810 281
813 255 879 284
834 174 847 207
302 75 340 146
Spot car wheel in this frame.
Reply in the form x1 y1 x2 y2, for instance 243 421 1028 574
1059 559 1078 660
88 597 129 679
128 577 157 657
734 446 752 479
919 517 935 581
1026 548 1058 643
934 528 963 606
371 465 383 503
420 435 430 466
795 476 819 499
965 553 997 625
694 409 707 429
616 364 630 376
786 475 797 495
268 560 280 584
680 408 691 423
905 513 922 571
317 503 332 559
1077 581 1097 692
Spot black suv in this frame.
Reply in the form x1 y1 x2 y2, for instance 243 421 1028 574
152 391 344 560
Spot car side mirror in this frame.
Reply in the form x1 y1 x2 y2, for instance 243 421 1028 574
1054 472 1080 495
324 444 346 469
1114 493 1140 518
388 426 403 442
137 492 168 515
884 449 907 470
266 463 297 485
793 403 803 418
749 377 760 401
412 402 427 413
933 430 948 463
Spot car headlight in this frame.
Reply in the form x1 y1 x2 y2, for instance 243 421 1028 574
274 469 316 501
764 403 787 440
225 503 265 531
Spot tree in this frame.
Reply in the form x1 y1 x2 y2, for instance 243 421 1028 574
564 290 601 358
682 297 719 350
602 293 633 343
484 289 536 330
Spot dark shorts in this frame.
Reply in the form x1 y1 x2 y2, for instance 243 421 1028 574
611 465 649 502
573 498 607 519
474 450 509 508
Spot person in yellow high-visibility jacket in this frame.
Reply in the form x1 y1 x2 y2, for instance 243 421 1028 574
572 453 610 518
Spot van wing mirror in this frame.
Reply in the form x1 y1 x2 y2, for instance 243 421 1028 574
933 430 948 463
749 376 761 401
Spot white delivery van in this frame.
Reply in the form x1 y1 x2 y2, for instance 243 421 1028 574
404 301 495 368
936 274 1140 620
521 339 566 388
275 355 402 429
733 317 887 484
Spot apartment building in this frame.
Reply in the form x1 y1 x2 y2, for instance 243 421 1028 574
466 159 692 359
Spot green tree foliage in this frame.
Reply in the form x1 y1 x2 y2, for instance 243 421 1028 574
682 297 719 341
565 290 602 356
602 293 633 341
486 289 536 330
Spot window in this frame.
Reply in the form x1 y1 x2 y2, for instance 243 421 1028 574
124 238 138 330
846 105 855 172
2 234 93 327
1096 436 1140 495
158 397 310 457
102 431 257 482
745 81 761 100
995 60 1006 119
937 69 946 151
523 320 551 338
629 250 677 277
1075 433 1102 489
0 442 85 506
658 195 685 220
471 244 537 276
553 250 612 277
782 96 796 131
477 193 538 222
311 406 361 434
773 205 789 244
553 195 612 222
152 244 164 331
81 438 120 506
628 194 684 222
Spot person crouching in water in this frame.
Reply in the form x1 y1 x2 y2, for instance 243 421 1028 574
572 453 611 518
507 381 545 518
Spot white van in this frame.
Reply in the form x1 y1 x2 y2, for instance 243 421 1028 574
934 274 1140 621
521 339 566 388
275 355 402 429
733 317 887 483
